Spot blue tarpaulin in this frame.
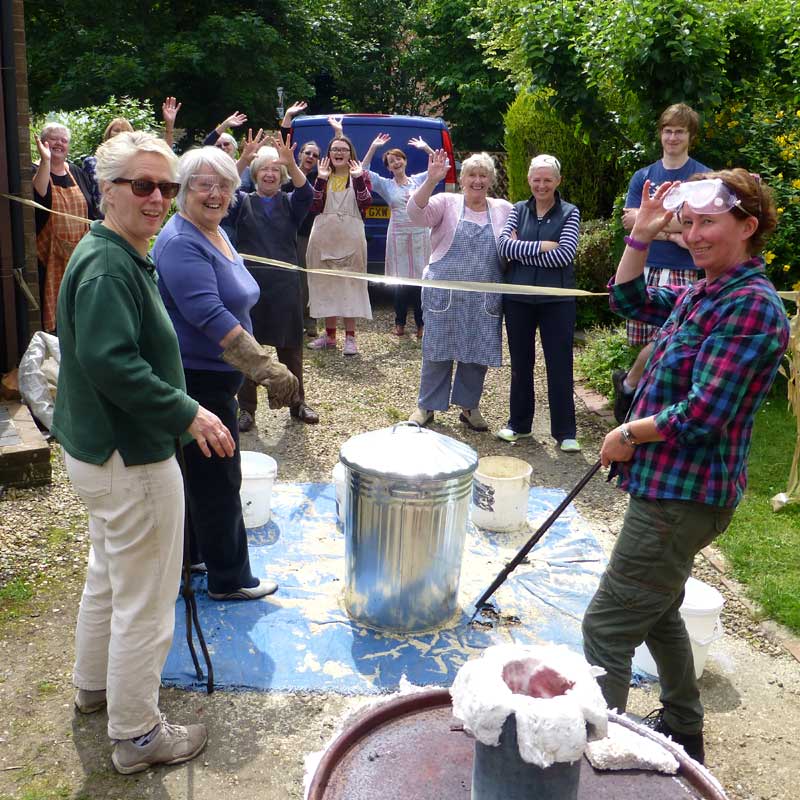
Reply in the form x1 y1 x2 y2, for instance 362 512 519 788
162 483 607 693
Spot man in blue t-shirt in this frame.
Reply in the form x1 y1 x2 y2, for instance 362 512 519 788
613 103 711 423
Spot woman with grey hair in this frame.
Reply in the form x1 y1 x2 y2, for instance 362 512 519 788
52 131 234 773
223 134 318 429
496 154 581 452
32 122 100 330
153 146 299 605
406 150 512 431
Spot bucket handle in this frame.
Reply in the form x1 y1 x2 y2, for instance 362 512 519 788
392 421 424 433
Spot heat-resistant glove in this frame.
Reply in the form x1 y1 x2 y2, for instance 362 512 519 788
221 329 300 409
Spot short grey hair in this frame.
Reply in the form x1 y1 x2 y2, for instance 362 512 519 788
460 152 496 185
175 146 241 212
95 131 178 214
250 147 288 186
528 154 561 178
40 122 70 142
217 132 237 152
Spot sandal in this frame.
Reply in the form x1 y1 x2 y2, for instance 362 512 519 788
290 403 320 424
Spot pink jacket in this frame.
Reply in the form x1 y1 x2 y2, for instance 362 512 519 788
406 193 512 262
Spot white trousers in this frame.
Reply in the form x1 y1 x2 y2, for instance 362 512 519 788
66 450 184 740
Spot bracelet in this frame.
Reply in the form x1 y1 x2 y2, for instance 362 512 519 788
619 425 638 448
624 235 650 252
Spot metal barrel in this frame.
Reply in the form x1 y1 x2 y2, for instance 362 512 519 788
472 715 581 800
343 467 472 632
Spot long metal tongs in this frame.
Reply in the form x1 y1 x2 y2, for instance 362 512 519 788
469 459 602 623
175 440 214 693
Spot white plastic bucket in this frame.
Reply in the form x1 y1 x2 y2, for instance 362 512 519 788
633 577 725 679
332 462 346 522
240 451 277 528
471 456 532 532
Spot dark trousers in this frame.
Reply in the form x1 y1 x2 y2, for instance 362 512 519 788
582 496 733 733
394 285 423 328
504 298 576 440
183 368 256 594
238 346 304 415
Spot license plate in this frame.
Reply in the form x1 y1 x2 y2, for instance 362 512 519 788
366 206 390 219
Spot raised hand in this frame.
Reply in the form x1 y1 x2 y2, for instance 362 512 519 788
371 132 391 149
349 159 364 178
427 149 450 183
327 115 344 136
162 96 181 125
631 180 676 243
34 134 51 163
408 136 432 153
317 156 332 180
286 100 307 119
241 128 267 162
268 131 297 166
222 111 248 130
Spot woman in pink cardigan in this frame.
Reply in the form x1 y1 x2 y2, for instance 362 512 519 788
406 150 511 431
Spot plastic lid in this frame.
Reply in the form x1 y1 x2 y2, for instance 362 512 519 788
339 423 478 481
681 577 724 614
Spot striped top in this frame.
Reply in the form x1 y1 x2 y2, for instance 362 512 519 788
497 204 580 267
611 257 789 507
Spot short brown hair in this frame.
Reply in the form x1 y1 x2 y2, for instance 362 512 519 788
658 103 700 142
382 148 406 167
688 168 777 255
326 135 358 161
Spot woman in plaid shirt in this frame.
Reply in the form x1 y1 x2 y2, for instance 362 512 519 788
582 170 790 764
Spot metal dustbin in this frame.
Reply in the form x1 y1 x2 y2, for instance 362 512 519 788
339 423 478 632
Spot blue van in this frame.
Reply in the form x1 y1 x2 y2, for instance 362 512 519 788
289 114 457 272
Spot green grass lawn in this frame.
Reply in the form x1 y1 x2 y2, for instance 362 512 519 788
718 390 800 634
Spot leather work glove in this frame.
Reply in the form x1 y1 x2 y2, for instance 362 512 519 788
222 329 300 409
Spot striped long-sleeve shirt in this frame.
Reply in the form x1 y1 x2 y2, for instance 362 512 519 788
497 204 580 268
611 257 789 507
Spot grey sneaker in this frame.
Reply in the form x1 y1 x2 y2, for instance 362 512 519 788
459 408 489 432
208 579 278 601
75 688 107 714
409 407 434 427
111 716 207 775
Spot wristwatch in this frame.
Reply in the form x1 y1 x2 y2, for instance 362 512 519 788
619 425 638 448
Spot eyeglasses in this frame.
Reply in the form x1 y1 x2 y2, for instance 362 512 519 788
302 151 320 158
112 178 180 199
329 147 351 155
662 178 754 217
188 174 235 195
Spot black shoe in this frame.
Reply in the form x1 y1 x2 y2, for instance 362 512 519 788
641 708 705 764
612 369 634 424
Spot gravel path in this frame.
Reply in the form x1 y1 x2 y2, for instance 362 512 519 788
0 295 797 799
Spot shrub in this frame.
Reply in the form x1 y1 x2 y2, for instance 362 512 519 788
30 96 158 164
504 89 624 217
574 219 621 329
575 324 638 398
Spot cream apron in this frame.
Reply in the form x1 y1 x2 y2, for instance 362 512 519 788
306 181 372 319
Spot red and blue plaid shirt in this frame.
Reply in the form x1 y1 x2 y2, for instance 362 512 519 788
610 257 789 508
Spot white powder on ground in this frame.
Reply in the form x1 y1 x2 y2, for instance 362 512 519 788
450 643 608 768
585 721 679 773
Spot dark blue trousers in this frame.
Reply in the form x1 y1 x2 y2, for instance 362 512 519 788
182 368 257 594
503 298 576 441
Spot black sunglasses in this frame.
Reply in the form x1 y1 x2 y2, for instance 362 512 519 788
112 178 180 199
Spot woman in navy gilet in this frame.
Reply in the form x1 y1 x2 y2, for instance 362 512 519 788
496 154 581 451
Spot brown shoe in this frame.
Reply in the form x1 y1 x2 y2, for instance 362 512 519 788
393 325 406 336
290 403 320 424
111 716 207 775
459 408 489 432
416 326 424 340
238 409 255 432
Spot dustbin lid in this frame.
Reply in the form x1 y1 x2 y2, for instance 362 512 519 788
340 423 478 481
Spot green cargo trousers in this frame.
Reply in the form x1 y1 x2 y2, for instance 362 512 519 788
582 495 733 734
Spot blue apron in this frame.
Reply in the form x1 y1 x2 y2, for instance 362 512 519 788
421 200 503 366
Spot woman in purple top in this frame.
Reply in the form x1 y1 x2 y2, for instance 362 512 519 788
154 146 299 602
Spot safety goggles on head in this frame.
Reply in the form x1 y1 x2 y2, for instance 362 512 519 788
662 178 752 216
188 174 235 195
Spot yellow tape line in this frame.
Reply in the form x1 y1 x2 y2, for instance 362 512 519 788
4 192 796 302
